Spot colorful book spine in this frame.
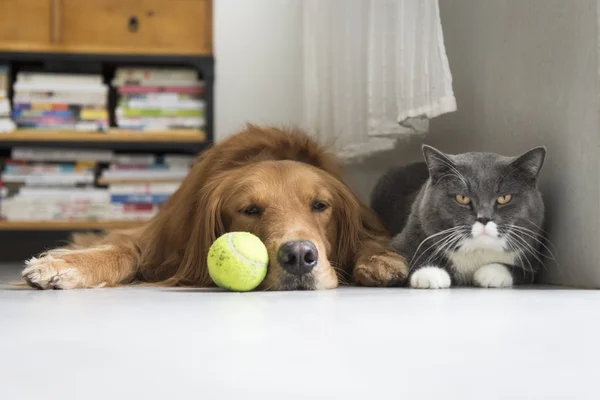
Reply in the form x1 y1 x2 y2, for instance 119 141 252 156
117 108 203 118
118 85 204 95
111 203 159 212
114 68 198 82
4 164 76 173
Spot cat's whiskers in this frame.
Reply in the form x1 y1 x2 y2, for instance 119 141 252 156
507 224 558 261
420 233 459 267
409 226 464 267
506 231 547 272
409 235 453 272
425 231 466 266
506 224 557 262
411 227 469 271
524 218 552 236
504 234 536 278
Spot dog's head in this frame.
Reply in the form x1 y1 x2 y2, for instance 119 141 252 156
206 160 363 290
140 125 380 290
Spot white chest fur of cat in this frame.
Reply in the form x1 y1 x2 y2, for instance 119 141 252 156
410 221 517 289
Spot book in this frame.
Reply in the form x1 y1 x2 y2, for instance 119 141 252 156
12 147 114 162
101 168 189 180
14 82 108 93
122 99 205 110
13 109 76 119
17 187 109 202
114 67 198 82
1 172 95 186
4 160 96 173
121 92 201 102
116 107 203 118
1 199 110 221
0 119 15 133
117 85 204 95
0 101 9 115
14 92 107 106
162 154 196 167
16 72 103 85
112 154 157 165
116 117 204 130
110 193 171 204
5 164 77 173
108 182 181 194
0 66 8 97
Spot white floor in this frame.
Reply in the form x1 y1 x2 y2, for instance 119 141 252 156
1 263 599 400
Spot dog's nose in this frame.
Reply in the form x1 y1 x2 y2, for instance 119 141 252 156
277 241 318 275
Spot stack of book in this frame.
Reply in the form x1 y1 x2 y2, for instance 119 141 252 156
0 65 15 133
0 147 113 221
12 72 109 131
112 67 205 131
101 154 194 221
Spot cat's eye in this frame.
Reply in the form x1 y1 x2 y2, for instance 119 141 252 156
311 200 329 212
497 194 512 205
455 194 471 205
241 205 263 217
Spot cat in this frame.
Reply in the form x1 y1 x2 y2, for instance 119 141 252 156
370 145 547 289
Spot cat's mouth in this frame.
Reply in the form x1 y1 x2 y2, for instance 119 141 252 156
472 221 499 238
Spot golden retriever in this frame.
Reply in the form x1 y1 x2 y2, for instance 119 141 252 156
21 125 408 291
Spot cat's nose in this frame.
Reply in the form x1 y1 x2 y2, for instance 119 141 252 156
476 217 491 225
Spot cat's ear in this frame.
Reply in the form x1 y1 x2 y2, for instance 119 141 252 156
422 145 455 183
510 146 546 181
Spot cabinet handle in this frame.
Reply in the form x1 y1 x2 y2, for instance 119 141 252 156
128 16 140 33
51 0 61 44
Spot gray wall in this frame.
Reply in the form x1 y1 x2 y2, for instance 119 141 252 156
347 0 600 288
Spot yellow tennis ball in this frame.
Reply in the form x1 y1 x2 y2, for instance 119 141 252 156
207 232 269 292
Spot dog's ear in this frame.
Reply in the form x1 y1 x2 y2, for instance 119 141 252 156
329 178 362 270
170 179 226 286
138 145 225 285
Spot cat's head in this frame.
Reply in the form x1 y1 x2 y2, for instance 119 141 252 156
420 145 546 253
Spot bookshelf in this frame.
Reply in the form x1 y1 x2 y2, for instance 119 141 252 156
0 129 207 143
0 220 145 231
0 0 214 261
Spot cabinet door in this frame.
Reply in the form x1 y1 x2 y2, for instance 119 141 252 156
0 0 52 50
58 0 212 55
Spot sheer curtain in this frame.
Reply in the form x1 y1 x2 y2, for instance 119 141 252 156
302 0 456 161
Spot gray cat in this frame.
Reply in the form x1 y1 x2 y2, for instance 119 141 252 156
370 145 547 289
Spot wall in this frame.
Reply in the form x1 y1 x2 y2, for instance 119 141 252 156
213 0 600 287
421 0 599 287
213 0 303 140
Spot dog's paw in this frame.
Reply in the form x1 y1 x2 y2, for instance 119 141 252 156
410 266 451 289
473 263 513 288
354 252 408 287
22 255 84 290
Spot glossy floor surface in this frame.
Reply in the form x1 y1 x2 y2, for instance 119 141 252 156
1 264 599 400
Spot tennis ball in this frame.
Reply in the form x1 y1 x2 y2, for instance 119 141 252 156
207 232 269 292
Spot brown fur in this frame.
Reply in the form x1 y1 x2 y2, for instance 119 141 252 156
22 125 408 290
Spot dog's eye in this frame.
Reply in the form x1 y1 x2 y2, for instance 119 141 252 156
241 205 263 217
311 200 329 212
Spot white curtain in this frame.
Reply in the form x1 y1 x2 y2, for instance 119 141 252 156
302 0 456 161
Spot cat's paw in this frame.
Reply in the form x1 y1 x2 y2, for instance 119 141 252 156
410 266 451 289
354 252 408 287
473 263 513 288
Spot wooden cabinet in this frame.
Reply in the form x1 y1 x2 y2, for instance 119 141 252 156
0 0 212 55
0 0 53 49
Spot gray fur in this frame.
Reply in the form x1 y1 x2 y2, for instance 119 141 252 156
370 145 547 285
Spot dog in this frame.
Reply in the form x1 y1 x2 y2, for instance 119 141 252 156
21 125 408 291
